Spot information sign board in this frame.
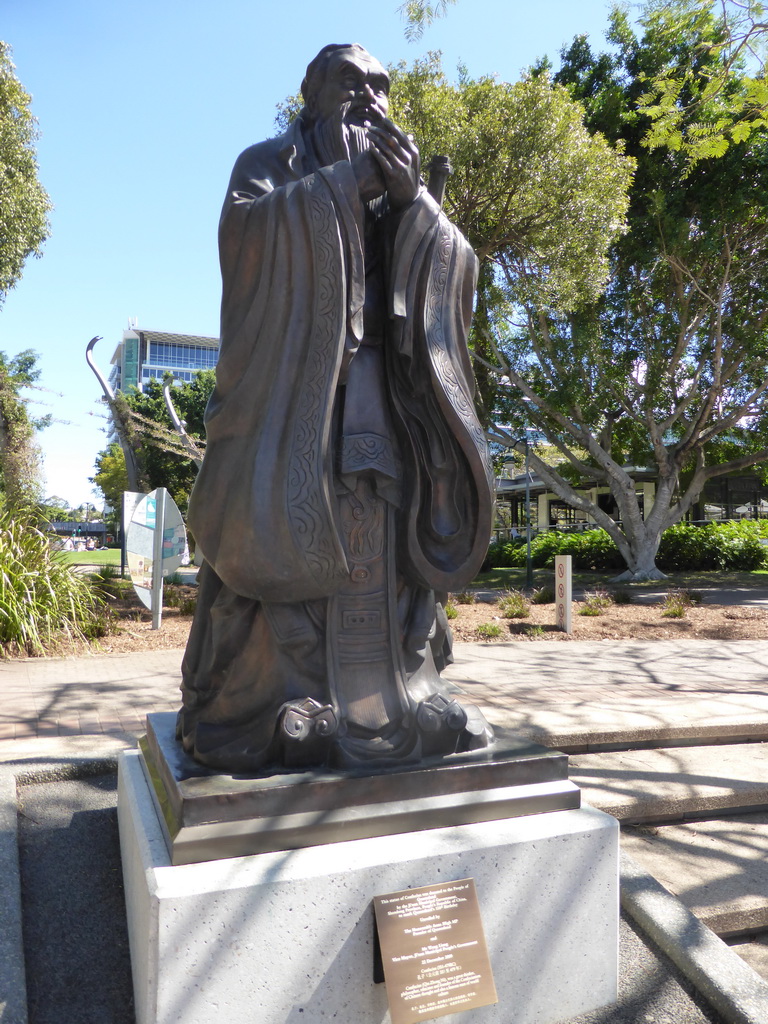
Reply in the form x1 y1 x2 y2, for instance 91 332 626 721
125 488 186 625
374 878 497 1024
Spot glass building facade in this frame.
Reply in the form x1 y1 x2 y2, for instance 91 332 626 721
109 329 219 392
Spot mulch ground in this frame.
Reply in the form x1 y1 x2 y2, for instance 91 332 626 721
17 584 768 659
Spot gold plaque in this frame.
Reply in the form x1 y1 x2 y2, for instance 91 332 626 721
374 878 498 1024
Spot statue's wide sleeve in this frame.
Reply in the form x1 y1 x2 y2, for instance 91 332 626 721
188 154 366 602
387 191 495 590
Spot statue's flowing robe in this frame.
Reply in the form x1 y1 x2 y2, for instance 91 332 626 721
178 120 493 770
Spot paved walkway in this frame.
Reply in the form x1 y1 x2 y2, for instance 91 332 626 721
3 638 768 761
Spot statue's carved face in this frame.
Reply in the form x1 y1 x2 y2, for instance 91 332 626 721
312 48 389 127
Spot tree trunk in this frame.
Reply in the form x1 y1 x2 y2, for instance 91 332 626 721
610 520 668 582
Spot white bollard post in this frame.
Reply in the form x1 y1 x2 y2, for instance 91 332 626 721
555 554 572 633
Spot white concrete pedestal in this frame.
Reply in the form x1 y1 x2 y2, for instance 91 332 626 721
118 749 618 1024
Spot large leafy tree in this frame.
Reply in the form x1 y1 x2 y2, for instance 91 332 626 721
398 1 768 164
387 55 634 415
637 0 768 164
90 442 129 529
275 54 634 416
484 4 768 580
0 42 51 305
0 349 49 509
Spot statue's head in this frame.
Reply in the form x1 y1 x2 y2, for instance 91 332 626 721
300 44 389 127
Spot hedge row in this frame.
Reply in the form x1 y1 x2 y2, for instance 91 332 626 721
483 520 768 574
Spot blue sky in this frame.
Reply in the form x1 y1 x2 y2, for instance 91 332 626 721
2 0 619 508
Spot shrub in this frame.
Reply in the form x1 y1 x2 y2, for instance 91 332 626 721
661 591 689 618
498 590 530 618
476 622 503 639
579 590 613 616
444 601 458 620
488 529 625 573
531 585 555 604
88 564 132 602
482 519 768 576
524 624 545 638
453 590 476 605
0 510 107 655
611 589 633 605
482 538 524 571
657 521 767 572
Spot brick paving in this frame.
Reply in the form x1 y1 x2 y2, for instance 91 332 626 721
1 638 768 760
0 651 182 761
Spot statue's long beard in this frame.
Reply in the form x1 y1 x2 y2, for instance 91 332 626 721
312 102 371 167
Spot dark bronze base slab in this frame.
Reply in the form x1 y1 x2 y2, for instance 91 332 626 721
139 712 581 865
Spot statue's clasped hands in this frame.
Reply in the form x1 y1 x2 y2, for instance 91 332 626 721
353 119 421 209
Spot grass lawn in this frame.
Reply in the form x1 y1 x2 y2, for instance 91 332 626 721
58 549 121 567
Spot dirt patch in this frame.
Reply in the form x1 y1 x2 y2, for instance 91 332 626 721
10 584 768 659
448 596 768 642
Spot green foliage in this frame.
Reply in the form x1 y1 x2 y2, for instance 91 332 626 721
36 495 74 522
0 349 46 507
485 521 768 573
498 590 531 618
579 590 613 615
0 42 51 304
635 1 768 166
88 563 127 601
524 624 546 638
657 521 768 570
660 588 701 616
444 600 458 620
0 510 108 655
482 538 522 571
453 589 476 604
389 54 633 313
476 621 503 639
90 441 129 525
95 371 215 516
527 530 626 572
398 0 456 40
487 6 768 579
531 585 556 604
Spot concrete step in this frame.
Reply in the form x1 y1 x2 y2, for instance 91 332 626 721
729 935 768 983
621 813 768 939
571 741 768 950
532 712 768 755
569 742 768 822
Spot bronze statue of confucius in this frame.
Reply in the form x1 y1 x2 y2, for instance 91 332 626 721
177 44 495 772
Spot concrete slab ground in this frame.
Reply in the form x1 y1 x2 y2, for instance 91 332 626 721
445 640 768 750
569 743 768 821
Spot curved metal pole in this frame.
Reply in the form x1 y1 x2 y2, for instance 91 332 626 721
162 380 203 469
85 335 143 492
